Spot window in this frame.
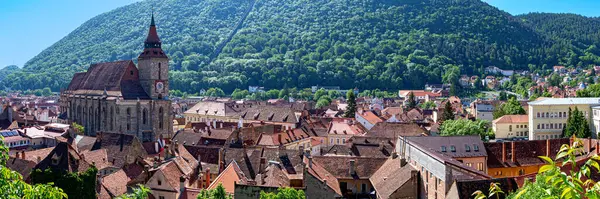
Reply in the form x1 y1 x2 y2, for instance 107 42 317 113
466 163 472 167
130 70 134 76
537 113 540 118
537 124 540 129
158 63 162 79
361 183 367 193
158 179 162 186
474 145 479 152
519 169 525 175
342 138 346 144
450 145 456 152
330 139 333 145
441 146 447 152
126 108 131 131
559 112 563 117
159 107 164 129
477 163 484 171
545 112 549 118
159 196 165 199
336 139 340 144
465 145 471 152
509 125 512 132
142 108 148 125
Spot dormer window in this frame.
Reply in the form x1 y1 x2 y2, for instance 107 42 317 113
441 146 447 152
474 145 480 152
157 179 162 186
465 145 471 152
450 145 456 152
130 71 134 76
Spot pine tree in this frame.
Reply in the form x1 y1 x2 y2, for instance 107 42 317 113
563 107 592 138
441 101 454 121
344 90 357 118
407 92 417 109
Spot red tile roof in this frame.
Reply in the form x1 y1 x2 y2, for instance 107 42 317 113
492 115 528 124
102 169 130 197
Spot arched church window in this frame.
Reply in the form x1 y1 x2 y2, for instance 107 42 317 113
127 108 131 131
110 107 114 131
158 63 162 80
143 108 148 125
159 107 164 129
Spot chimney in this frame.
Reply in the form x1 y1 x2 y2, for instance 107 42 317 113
546 139 550 157
218 149 224 172
213 120 217 129
511 141 516 163
205 168 211 188
379 141 385 151
179 176 186 194
502 142 506 163
349 159 356 175
144 165 151 182
308 157 313 168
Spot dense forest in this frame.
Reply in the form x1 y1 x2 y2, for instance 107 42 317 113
5 0 600 93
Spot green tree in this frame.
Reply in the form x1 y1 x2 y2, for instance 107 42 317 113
313 88 327 102
316 96 332 109
419 101 437 110
42 87 53 96
205 88 225 97
498 91 508 101
259 187 306 199
231 89 249 99
563 107 592 138
116 185 151 199
406 92 417 109
493 98 526 119
475 139 600 199
31 166 99 199
441 101 454 121
344 90 357 118
440 119 490 139
327 90 341 99
0 136 67 199
72 122 85 135
197 183 232 199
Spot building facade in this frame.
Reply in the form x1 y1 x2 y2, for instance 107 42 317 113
528 98 600 140
492 115 529 139
59 14 172 142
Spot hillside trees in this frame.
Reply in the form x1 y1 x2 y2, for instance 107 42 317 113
8 0 600 93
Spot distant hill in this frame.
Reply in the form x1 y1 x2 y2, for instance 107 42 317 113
9 0 600 92
0 65 20 82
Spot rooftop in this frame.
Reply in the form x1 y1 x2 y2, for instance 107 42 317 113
528 98 600 105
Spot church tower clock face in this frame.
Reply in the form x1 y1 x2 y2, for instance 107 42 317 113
155 81 164 93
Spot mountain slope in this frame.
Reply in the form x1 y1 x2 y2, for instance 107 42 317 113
11 0 600 92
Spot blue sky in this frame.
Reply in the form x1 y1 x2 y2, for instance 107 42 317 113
0 0 598 68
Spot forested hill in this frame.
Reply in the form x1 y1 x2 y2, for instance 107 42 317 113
8 0 600 93
517 13 600 67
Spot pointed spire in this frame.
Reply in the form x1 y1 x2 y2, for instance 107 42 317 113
151 10 155 26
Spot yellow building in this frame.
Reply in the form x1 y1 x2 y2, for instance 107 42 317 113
528 98 600 140
492 115 529 139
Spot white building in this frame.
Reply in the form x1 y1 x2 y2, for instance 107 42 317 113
528 98 600 140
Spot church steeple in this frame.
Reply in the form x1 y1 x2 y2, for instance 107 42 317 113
139 12 167 59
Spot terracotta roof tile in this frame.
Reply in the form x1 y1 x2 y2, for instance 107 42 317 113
369 157 417 199
311 156 387 180
492 115 528 124
102 169 130 197
367 122 428 138
81 149 112 170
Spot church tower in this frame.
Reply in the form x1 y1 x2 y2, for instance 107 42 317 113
138 13 169 99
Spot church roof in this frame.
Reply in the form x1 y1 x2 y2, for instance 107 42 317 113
139 13 167 59
65 60 150 100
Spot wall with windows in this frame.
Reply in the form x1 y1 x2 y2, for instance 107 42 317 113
528 104 593 140
493 121 529 139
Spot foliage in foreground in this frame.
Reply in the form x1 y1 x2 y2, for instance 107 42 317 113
259 187 305 199
197 183 232 199
0 137 67 198
474 139 600 199
115 185 151 199
440 119 492 139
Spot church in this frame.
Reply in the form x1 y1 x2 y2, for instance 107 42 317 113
59 14 172 142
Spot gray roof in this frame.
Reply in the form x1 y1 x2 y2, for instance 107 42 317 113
528 98 600 105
